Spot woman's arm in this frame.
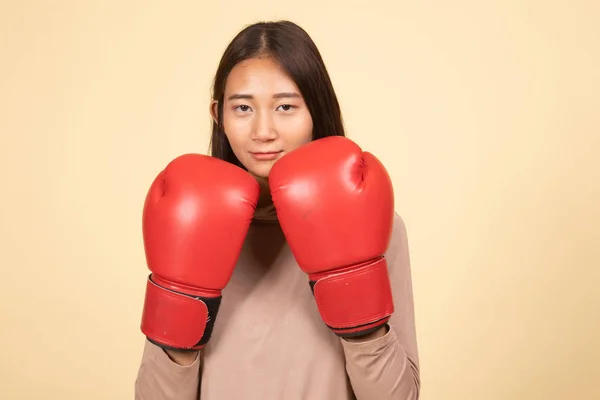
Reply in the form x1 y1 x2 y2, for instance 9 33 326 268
341 213 421 399
135 340 202 400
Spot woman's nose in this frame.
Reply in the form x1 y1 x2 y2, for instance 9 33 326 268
252 112 277 141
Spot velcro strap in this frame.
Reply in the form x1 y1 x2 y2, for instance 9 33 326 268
140 276 208 349
313 258 394 329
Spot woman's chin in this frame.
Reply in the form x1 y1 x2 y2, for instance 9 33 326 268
247 164 274 180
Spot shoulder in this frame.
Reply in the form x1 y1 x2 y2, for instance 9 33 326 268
392 211 408 237
390 211 409 251
385 212 411 272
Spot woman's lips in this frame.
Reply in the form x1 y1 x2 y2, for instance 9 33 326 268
250 151 282 161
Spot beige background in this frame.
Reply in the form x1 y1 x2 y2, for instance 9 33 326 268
1 1 599 399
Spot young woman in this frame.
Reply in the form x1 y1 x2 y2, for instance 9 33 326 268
135 20 420 399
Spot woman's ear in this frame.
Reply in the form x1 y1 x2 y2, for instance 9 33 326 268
209 100 219 124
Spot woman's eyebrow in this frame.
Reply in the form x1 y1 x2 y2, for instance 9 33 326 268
273 92 301 99
227 92 300 101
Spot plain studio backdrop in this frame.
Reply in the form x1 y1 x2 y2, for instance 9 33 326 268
1 1 598 399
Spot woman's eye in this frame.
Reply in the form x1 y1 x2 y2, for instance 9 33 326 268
278 104 293 111
235 105 251 112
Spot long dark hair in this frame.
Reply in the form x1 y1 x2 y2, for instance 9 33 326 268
209 20 346 167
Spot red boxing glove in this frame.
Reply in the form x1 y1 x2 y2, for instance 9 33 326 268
269 136 395 338
140 154 259 351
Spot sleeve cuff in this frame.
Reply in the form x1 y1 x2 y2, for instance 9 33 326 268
340 325 397 354
145 340 201 374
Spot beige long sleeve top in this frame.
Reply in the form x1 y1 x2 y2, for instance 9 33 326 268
135 206 420 399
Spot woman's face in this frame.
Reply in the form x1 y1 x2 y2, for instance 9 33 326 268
212 57 313 179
